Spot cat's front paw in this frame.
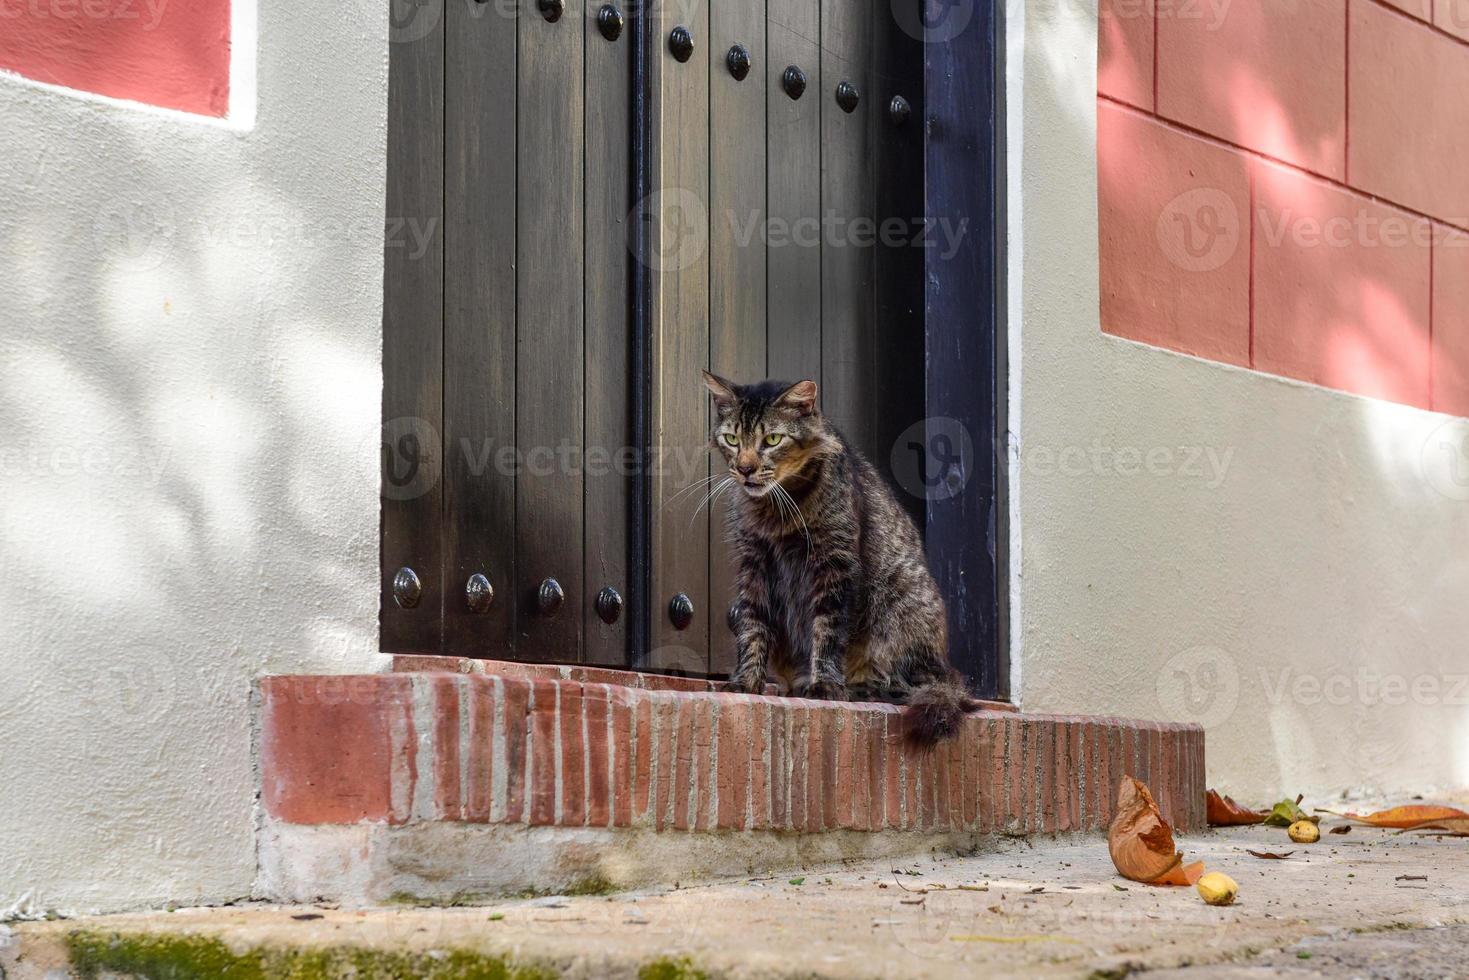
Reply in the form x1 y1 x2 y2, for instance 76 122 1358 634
727 670 767 695
798 677 850 702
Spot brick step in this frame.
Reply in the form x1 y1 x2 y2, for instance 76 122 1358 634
256 672 1204 903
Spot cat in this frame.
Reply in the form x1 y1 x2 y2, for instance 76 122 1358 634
702 370 977 745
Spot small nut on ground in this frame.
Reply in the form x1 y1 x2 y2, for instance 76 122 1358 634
1288 820 1321 844
1196 871 1239 906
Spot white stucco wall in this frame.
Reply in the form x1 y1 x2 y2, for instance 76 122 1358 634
1009 2 1469 801
0 1 388 913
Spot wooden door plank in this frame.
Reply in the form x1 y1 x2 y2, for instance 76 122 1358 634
706 0 768 676
517 2 586 661
924 0 1006 698
584 0 633 666
766 0 822 386
872 0 927 530
381 0 445 654
819 0 875 461
647 0 711 672
444 0 517 658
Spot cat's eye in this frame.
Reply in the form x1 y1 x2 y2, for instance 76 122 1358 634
763 433 784 447
722 433 739 447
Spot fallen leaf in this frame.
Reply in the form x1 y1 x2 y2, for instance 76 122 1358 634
1109 776 1203 886
1315 805 1469 829
1395 875 1428 882
1395 818 1469 837
1263 795 1318 828
291 913 324 921
1329 825 1352 835
900 897 925 906
1207 789 1267 826
788 877 805 886
1246 850 1296 860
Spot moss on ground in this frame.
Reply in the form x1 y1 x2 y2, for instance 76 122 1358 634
64 930 560 980
636 956 710 980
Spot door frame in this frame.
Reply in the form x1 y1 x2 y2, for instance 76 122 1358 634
380 0 1009 700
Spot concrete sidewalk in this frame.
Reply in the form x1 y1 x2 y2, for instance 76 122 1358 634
3 825 1466 978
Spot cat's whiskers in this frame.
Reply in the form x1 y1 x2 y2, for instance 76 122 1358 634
663 472 724 508
689 476 736 528
773 481 813 559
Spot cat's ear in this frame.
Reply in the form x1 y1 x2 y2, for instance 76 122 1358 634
776 379 818 416
702 370 739 411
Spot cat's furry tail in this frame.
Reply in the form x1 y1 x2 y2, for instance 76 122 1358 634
903 674 979 746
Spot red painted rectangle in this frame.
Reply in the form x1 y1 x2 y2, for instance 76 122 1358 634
0 0 232 117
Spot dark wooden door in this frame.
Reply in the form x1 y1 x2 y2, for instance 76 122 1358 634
645 0 928 677
379 0 996 695
383 0 630 666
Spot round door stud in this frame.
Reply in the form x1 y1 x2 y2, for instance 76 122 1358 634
835 80 860 113
392 567 422 610
782 65 807 100
597 4 623 41
669 593 695 631
465 573 495 614
668 26 694 63
537 577 565 616
537 0 564 21
595 587 624 625
726 43 751 81
888 94 911 126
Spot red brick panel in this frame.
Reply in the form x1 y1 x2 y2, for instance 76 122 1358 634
1349 0 1469 224
1252 160 1432 407
1384 0 1433 20
1434 226 1469 415
259 676 414 825
1436 0 1469 41
260 675 1207 835
1099 101 1252 366
1158 0 1346 180
1098 0 1154 109
0 0 231 117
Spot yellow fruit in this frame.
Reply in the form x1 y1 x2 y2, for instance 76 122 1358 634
1288 820 1321 844
1196 872 1238 907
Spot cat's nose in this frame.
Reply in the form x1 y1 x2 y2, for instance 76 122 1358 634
736 462 756 477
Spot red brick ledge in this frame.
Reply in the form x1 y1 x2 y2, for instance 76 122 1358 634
390 654 1016 711
260 674 1205 835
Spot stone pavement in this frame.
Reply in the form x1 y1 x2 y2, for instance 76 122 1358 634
3 825 1466 978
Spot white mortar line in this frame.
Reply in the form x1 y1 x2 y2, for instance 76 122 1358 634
408 675 437 823
491 676 508 824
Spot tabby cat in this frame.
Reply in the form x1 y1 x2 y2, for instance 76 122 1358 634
702 371 976 744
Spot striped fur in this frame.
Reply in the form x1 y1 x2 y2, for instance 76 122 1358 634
702 372 975 745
